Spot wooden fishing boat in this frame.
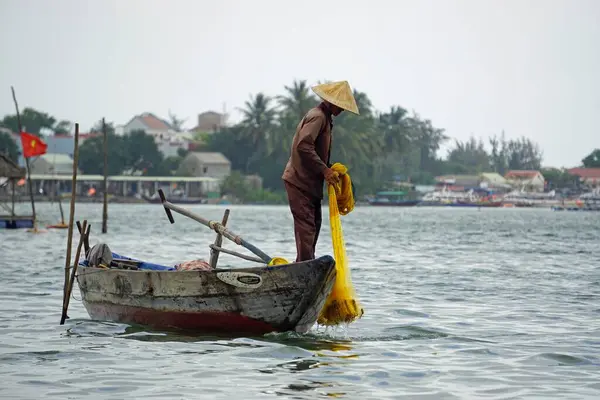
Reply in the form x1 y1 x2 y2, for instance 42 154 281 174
76 252 336 334
68 190 337 335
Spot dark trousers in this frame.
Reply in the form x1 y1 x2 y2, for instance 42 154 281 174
284 181 322 262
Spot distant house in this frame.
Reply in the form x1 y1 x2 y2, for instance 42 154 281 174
44 133 101 156
29 153 80 176
121 113 194 157
177 152 231 179
191 111 227 133
156 131 194 158
435 175 480 188
567 168 600 187
435 173 512 191
479 172 511 189
123 112 173 139
504 170 545 191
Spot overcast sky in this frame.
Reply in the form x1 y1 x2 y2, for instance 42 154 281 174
1 0 598 167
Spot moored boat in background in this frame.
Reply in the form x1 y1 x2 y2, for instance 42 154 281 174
368 190 420 206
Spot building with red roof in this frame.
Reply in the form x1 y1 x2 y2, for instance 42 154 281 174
504 170 546 192
567 168 600 187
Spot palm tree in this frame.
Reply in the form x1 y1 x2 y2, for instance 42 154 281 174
407 112 448 171
276 80 318 121
378 105 412 152
238 93 277 145
237 93 277 172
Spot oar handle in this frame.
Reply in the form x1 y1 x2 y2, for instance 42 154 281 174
157 189 272 263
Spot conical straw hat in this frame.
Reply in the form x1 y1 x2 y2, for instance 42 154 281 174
311 81 360 115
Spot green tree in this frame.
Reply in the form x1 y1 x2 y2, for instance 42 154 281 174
1 108 72 136
447 136 491 174
237 93 277 172
488 132 543 173
276 79 318 122
582 149 600 168
53 120 72 135
0 131 19 162
220 170 251 199
168 110 187 132
78 132 126 175
123 129 165 175
78 128 165 175
541 168 578 190
90 119 116 135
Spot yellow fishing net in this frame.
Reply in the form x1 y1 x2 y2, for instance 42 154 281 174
316 162 363 325
268 162 363 326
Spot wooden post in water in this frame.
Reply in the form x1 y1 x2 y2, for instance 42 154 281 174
209 209 230 268
61 219 88 325
60 123 80 324
101 118 108 234
10 179 15 216
10 86 36 230
58 189 65 224
54 180 65 225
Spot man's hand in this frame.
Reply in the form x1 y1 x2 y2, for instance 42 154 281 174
324 168 340 185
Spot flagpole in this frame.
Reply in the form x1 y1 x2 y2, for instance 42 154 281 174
101 117 108 233
11 86 37 231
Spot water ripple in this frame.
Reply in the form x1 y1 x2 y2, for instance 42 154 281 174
1 203 599 399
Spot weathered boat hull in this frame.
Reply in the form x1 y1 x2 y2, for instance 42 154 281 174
76 255 337 335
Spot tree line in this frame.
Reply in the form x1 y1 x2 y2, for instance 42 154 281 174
1 81 599 197
197 80 597 193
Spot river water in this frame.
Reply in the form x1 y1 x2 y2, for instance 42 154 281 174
1 202 599 399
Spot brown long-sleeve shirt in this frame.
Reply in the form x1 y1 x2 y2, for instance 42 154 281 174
282 103 333 200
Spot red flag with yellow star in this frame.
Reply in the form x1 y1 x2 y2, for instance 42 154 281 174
20 132 48 158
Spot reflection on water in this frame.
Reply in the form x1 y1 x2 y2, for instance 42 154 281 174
67 318 357 355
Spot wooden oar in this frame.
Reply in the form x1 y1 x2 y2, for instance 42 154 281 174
157 189 272 264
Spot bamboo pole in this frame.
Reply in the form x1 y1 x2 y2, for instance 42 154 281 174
209 209 230 268
10 86 36 230
101 118 108 234
209 244 264 264
60 219 87 325
157 189 272 263
76 221 91 254
58 194 65 224
10 179 15 216
60 123 79 324
54 180 65 225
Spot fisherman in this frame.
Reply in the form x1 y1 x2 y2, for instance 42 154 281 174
281 80 360 262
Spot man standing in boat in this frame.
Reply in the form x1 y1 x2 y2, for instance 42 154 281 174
282 80 360 262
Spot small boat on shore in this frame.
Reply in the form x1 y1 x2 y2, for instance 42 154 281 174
71 191 337 335
417 188 500 207
501 189 561 208
552 188 600 211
